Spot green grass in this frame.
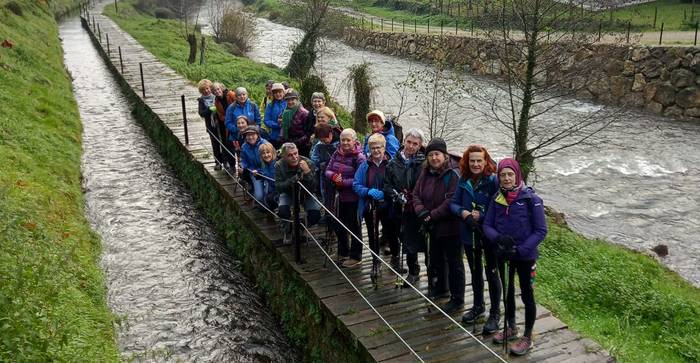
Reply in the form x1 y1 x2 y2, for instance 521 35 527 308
0 0 119 361
328 0 700 31
538 221 700 362
104 0 354 128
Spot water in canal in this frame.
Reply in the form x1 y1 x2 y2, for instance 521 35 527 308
245 18 700 286
60 16 296 362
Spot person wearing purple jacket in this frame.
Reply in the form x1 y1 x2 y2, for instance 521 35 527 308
324 128 366 264
482 158 547 356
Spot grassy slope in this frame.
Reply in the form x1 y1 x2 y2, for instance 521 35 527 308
0 1 118 361
114 1 700 362
329 0 700 31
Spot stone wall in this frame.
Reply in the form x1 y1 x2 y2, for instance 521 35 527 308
343 28 700 121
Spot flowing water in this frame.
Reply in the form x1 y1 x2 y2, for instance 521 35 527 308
60 16 296 362
241 18 700 286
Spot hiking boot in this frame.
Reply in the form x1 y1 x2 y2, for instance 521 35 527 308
509 336 533 356
493 326 518 344
214 161 222 171
342 258 362 268
482 314 501 335
442 299 464 314
404 274 420 286
461 306 485 324
428 289 450 300
329 253 348 262
390 256 407 274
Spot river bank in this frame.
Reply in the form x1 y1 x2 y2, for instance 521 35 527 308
0 1 119 361
103 1 700 362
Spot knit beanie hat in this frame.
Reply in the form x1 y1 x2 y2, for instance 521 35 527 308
497 158 523 188
425 138 447 155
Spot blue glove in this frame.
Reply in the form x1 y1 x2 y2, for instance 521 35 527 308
368 189 384 200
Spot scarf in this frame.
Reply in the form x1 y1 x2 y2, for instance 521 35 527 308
501 181 524 205
202 94 215 108
281 105 299 140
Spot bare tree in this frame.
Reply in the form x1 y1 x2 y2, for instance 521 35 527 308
464 0 627 181
178 0 200 64
207 0 235 41
398 51 466 143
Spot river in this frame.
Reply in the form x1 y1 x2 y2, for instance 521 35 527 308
59 15 296 362
241 17 700 286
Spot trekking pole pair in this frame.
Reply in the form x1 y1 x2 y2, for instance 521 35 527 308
369 200 381 289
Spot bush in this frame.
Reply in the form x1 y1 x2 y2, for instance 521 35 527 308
154 7 175 19
219 9 255 52
4 1 22 16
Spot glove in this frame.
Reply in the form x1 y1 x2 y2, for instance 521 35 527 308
368 189 384 200
495 235 516 260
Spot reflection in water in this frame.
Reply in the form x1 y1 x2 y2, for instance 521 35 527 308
247 17 700 286
60 16 296 362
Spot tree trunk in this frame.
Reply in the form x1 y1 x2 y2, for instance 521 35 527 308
199 36 206 65
515 3 540 183
187 33 197 64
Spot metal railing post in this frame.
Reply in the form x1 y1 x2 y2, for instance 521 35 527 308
118 46 124 73
659 22 664 45
97 23 102 43
139 62 146 98
181 95 189 145
695 22 698 46
106 33 110 55
293 181 302 263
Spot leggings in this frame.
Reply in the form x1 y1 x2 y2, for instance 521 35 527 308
503 259 537 338
465 241 503 315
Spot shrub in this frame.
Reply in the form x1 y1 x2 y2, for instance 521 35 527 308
4 1 23 16
219 9 255 52
154 7 175 19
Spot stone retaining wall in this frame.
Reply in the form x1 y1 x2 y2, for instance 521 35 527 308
343 28 700 121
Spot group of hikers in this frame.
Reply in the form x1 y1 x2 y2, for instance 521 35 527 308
197 78 548 356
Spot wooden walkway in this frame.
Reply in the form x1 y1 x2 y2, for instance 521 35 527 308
82 3 612 362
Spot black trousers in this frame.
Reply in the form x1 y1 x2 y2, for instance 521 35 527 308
465 240 503 315
335 201 362 259
363 208 397 261
431 236 465 304
503 259 537 338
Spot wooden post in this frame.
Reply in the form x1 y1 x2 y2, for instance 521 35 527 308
403 19 405 32
626 21 630 43
415 19 417 33
106 33 110 55
114 0 118 13
695 22 699 46
391 18 394 32
181 95 189 145
381 18 383 32
428 19 430 34
455 20 458 35
441 20 443 35
659 22 664 45
139 63 145 98
598 21 602 42
118 46 124 74
97 23 101 43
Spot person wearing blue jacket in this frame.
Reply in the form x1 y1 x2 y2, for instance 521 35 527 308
363 110 400 159
253 142 277 210
483 158 547 356
263 83 286 148
225 87 261 143
237 126 269 201
449 145 500 334
350 133 396 269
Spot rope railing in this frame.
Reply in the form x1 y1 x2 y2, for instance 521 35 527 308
201 123 505 361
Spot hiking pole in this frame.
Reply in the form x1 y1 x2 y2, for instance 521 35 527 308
424 226 433 313
370 200 380 289
502 259 510 356
392 189 408 289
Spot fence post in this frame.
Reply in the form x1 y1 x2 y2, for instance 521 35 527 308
371 18 373 30
598 21 602 42
455 20 458 35
292 181 302 263
92 15 95 30
361 17 364 29
114 0 118 13
97 23 101 43
441 20 443 35
695 22 698 46
428 19 430 34
403 19 405 32
106 33 110 55
381 18 383 31
391 18 394 32
118 46 124 73
181 95 189 145
626 21 630 43
653 6 657 28
139 62 146 98
659 22 664 45
471 21 474 36
415 19 417 33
